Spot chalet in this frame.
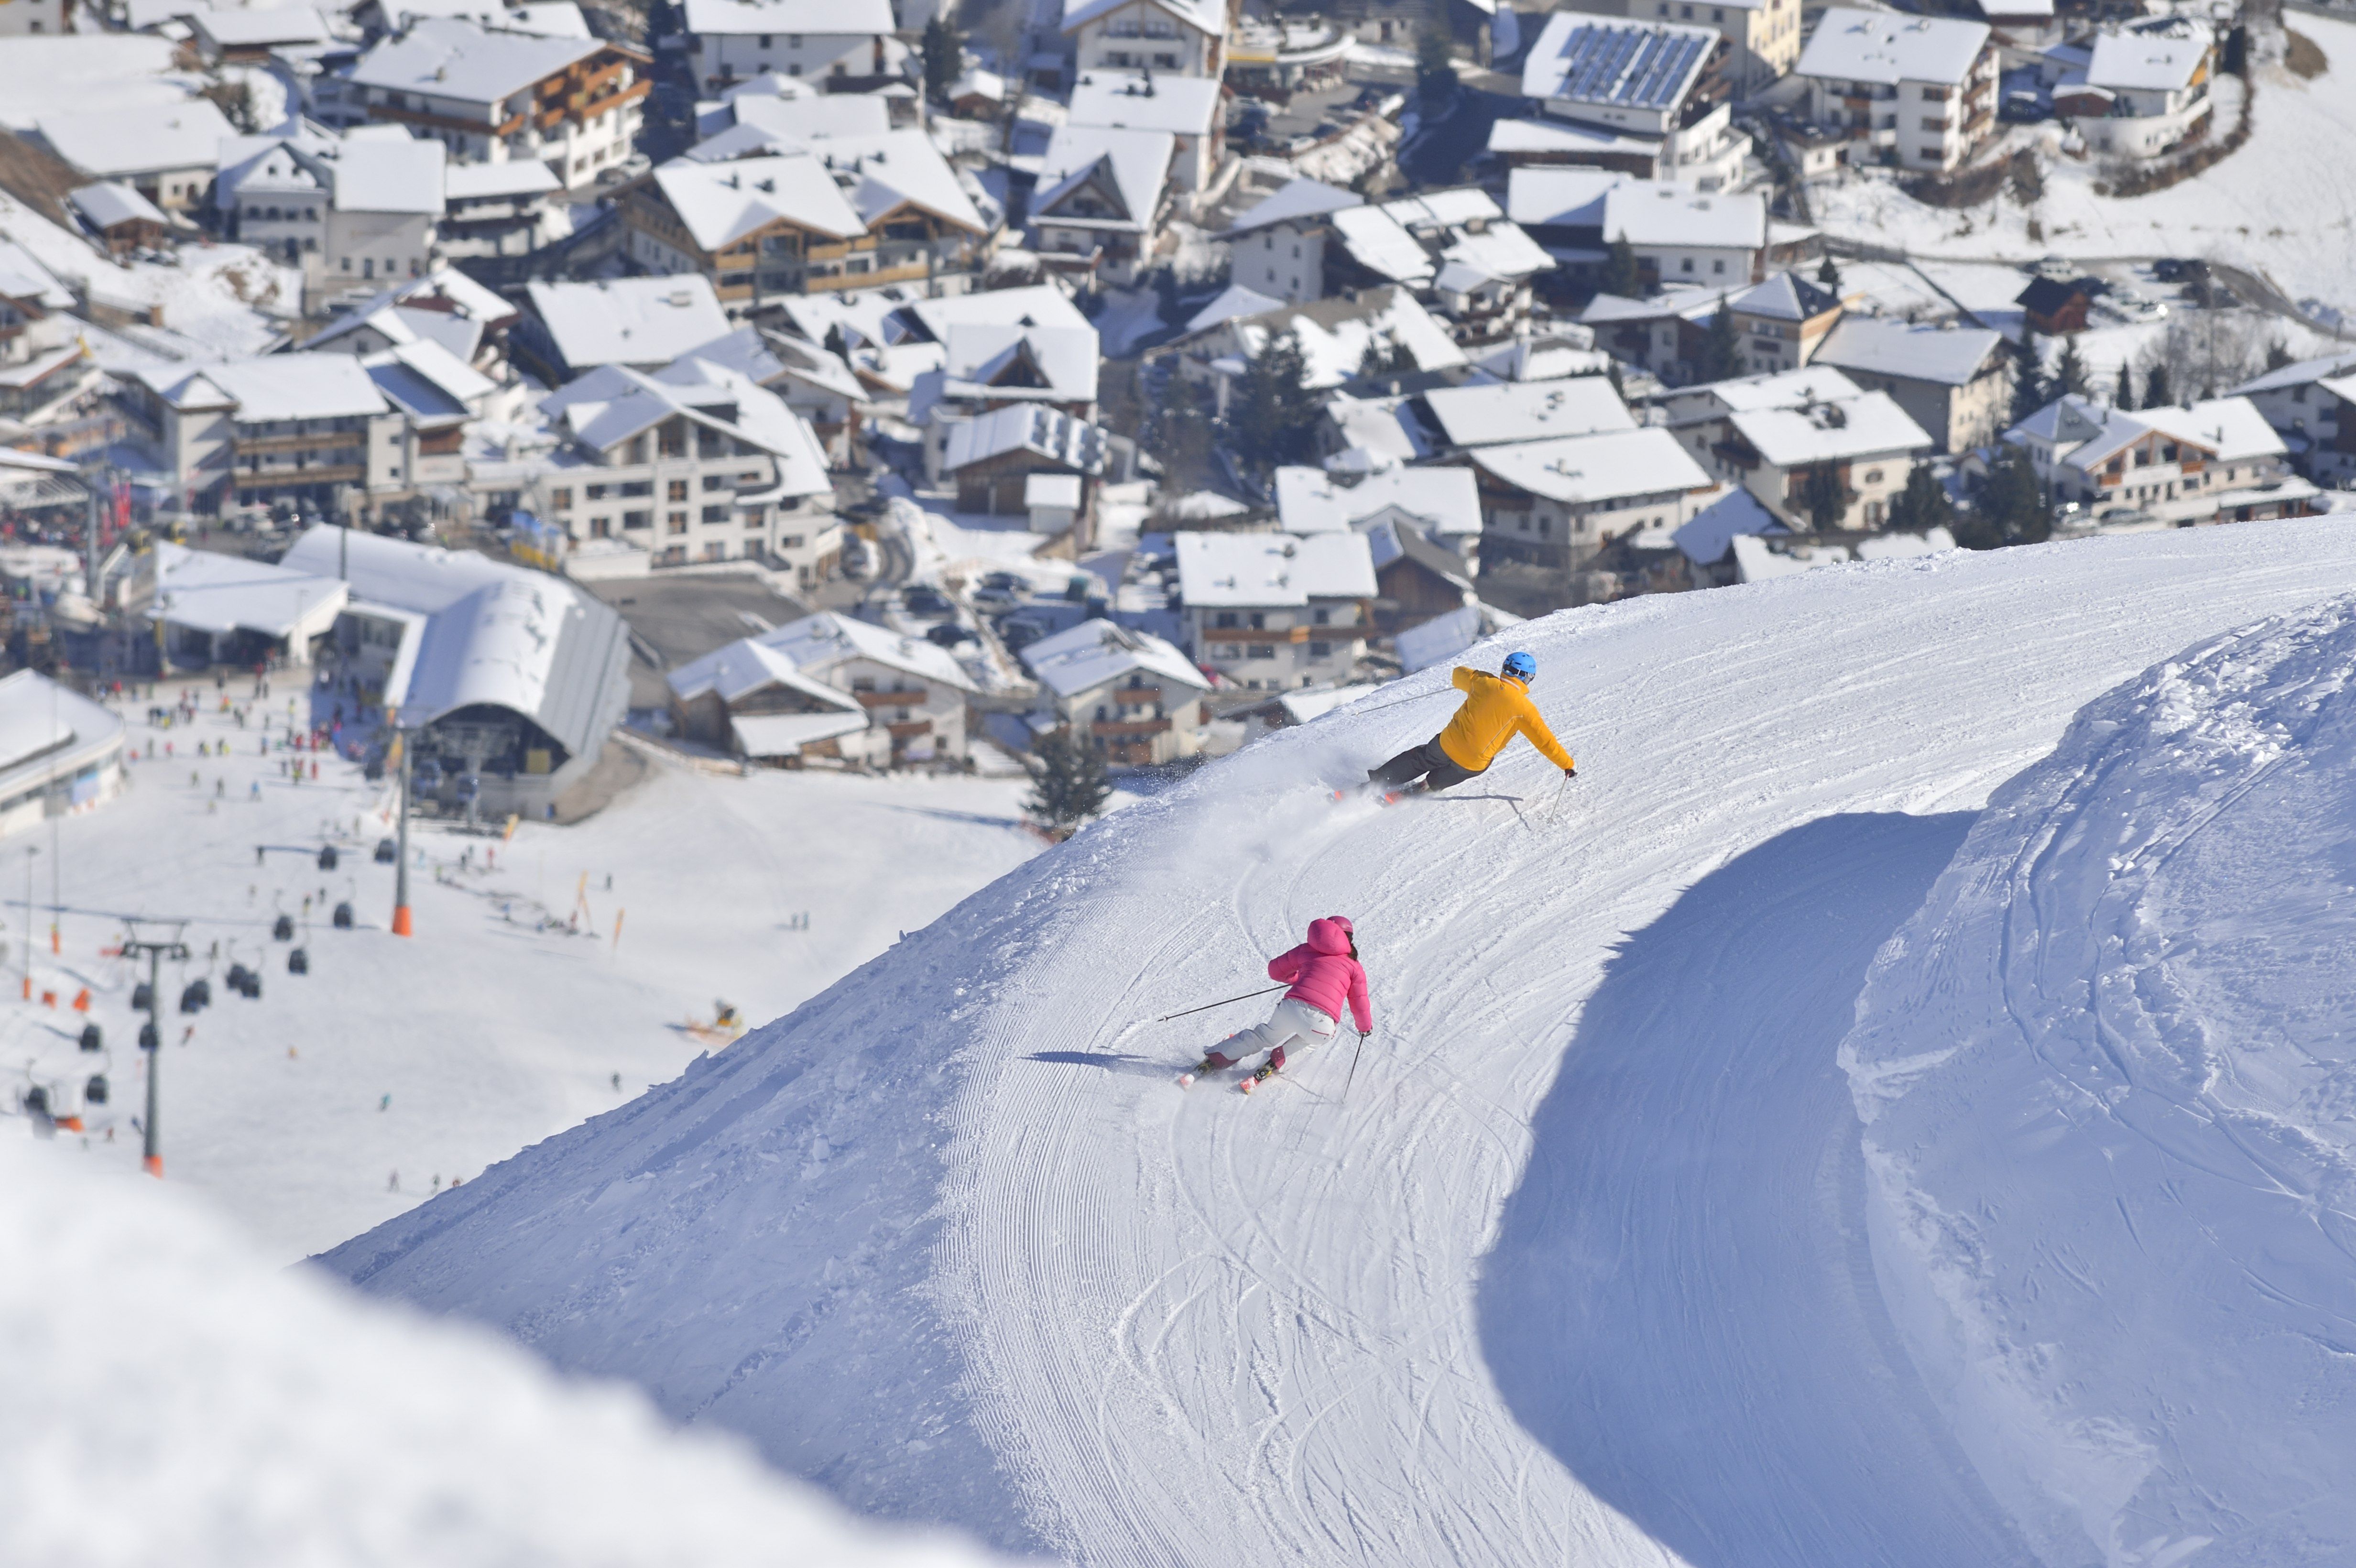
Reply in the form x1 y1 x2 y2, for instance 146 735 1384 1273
622 134 985 310
1418 377 1638 457
1061 0 1228 82
2074 17 2214 159
1470 426 1715 580
942 405 1111 544
2008 394 2305 525
1665 365 1933 529
1362 516 1476 639
912 323 1099 485
1573 286 1722 384
665 635 871 764
1508 14 1749 191
1173 531 1377 691
1029 123 1174 287
2015 275 2092 336
1019 618 1210 767
1067 68 1224 199
67 182 170 257
516 275 732 382
0 240 94 428
35 98 235 214
2225 351 2356 489
1809 317 2011 453
1509 168 1767 292
1222 177 1362 305
668 610 977 765
1794 8 1998 174
1274 463 1486 571
1723 272 1843 376
680 0 897 94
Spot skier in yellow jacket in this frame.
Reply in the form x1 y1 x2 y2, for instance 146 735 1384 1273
1366 652 1575 795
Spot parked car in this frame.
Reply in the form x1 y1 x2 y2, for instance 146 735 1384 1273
2001 88 2047 122
903 586 953 618
926 622 977 647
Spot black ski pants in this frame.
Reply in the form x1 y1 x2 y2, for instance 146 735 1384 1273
1369 737 1484 794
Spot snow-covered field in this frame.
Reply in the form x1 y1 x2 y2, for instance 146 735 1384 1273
317 519 2356 1564
11 692 1049 1261
1811 14 2356 316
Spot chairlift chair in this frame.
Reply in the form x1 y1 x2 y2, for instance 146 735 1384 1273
288 947 308 975
318 845 339 871
332 901 354 929
139 1020 159 1051
273 913 294 941
180 980 208 1013
374 838 397 864
78 1022 101 1052
85 1072 108 1106
131 980 154 1011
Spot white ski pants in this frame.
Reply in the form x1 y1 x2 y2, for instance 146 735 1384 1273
1219 997 1338 1067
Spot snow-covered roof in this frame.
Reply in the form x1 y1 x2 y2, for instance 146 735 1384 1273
940 324 1099 403
190 5 327 47
731 709 872 755
1520 14 1719 109
1174 531 1377 607
540 354 832 495
1060 0 1222 40
280 526 630 761
758 610 978 691
681 0 895 38
1067 69 1220 138
206 354 392 422
362 338 497 422
1796 7 1991 87
1213 288 1468 389
526 276 731 370
37 97 235 178
1486 116 1657 160
1034 124 1173 232
1671 485 1786 564
2087 17 2212 91
1603 182 1766 250
705 88 893 148
1680 363 1866 415
666 324 865 405
1470 426 1712 503
1811 317 2004 386
1224 177 1360 239
1274 465 1484 540
1422 379 1636 449
1329 204 1434 286
1021 617 1207 698
1185 282 1285 333
1728 389 1933 464
2225 349 2356 397
1504 166 1622 229
1727 272 1840 324
652 153 864 247
667 636 866 708
2135 398 2286 465
0 241 74 309
1472 332 1610 383
1440 223 1552 284
819 128 987 232
378 0 592 32
151 543 348 639
1323 393 1432 468
333 134 446 216
348 18 602 105
894 283 1091 345
443 158 562 199
68 180 168 231
941 404 1109 473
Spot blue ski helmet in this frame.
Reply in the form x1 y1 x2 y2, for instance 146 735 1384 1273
1502 651 1537 683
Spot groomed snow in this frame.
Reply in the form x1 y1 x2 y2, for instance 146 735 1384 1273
0 1135 1018 1568
1841 594 2356 1567
318 515 2356 1564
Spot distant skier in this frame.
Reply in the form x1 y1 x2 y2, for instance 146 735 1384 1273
1186 916 1372 1088
1365 651 1575 797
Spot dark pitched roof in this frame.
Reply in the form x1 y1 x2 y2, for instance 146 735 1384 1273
2015 276 2091 313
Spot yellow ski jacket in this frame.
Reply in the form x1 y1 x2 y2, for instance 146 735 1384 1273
1436 667 1575 773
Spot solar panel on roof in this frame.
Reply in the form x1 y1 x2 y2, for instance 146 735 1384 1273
1580 28 1638 99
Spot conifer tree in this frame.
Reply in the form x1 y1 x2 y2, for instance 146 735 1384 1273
1956 443 2047 549
1816 255 1843 289
2266 338 2294 370
1888 463 1954 534
1233 327 1320 469
922 15 960 101
2010 327 2049 425
1699 296 1741 382
2115 360 2137 410
2055 335 2088 398
1800 464 1847 533
1026 728 1112 833
1602 236 1642 297
2144 362 2172 409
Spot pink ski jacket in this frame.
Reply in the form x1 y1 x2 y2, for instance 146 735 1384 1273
1268 917 1373 1033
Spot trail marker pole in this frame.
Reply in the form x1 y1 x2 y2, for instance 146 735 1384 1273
391 723 413 937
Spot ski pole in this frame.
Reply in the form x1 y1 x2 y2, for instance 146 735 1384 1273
1154 983 1286 1024
1342 1027 1366 1106
1346 686 1452 720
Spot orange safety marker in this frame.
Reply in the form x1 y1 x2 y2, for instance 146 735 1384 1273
143 1154 162 1177
392 905 413 937
40 990 55 1008
71 988 89 1012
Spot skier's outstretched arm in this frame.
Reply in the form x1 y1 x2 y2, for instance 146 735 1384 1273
1519 708 1575 772
1266 944 1310 983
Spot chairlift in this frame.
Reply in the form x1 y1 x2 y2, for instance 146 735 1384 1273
288 947 308 976
180 979 209 1013
225 962 252 993
139 1020 159 1051
85 1072 108 1106
131 980 154 1011
375 838 397 864
318 845 339 871
273 913 294 941
333 901 354 929
24 1084 47 1116
78 1022 101 1052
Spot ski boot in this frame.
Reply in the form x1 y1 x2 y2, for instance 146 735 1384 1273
1177 1050 1236 1089
1239 1046 1287 1094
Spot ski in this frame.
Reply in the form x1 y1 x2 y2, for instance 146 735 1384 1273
1239 1060 1280 1094
1176 1056 1227 1089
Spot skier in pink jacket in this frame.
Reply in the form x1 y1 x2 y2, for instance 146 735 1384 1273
1189 916 1373 1086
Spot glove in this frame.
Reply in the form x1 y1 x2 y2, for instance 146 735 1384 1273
1563 767 1578 779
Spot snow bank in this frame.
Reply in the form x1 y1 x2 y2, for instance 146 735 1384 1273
0 1135 1016 1568
1842 594 2356 1568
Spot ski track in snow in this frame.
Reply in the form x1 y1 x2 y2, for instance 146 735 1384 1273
328 521 2356 1566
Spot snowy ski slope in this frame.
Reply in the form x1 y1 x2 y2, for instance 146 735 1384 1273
327 519 2356 1565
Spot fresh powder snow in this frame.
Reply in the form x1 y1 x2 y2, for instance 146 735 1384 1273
318 517 2356 1565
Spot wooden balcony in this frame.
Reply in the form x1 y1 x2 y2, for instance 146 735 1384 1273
234 429 360 455
236 464 364 488
1091 718 1171 737
885 719 932 740
855 688 928 708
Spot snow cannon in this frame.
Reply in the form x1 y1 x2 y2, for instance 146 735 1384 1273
138 1021 158 1052
317 845 339 871
77 1023 101 1053
288 947 308 976
272 914 294 941
332 901 354 929
179 980 207 1013
131 980 154 1012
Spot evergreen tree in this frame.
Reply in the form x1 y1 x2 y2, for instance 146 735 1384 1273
1816 254 1843 289
1956 443 2048 550
2055 335 2088 398
922 15 960 101
823 323 850 360
2266 338 2295 370
1025 728 1112 833
1699 296 1741 382
1800 464 1848 533
1416 23 1456 104
2144 361 2172 409
1232 327 1320 469
2010 327 2049 425
1602 235 1642 297
1887 463 1954 534
2115 359 2137 410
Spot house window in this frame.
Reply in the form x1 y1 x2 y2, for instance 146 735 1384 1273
1312 608 1329 625
666 511 687 534
1864 469 1883 484
1247 644 1276 659
1712 259 1726 274
668 479 688 501
1680 258 1695 273
1308 642 1331 659
549 488 572 509
586 483 611 500
703 474 729 491
701 505 730 523
1214 611 1239 629
757 32 770 45
1247 612 1265 630
622 510 650 529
